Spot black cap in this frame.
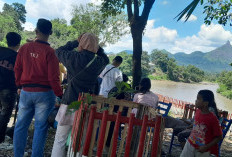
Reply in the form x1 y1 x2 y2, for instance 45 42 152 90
36 18 52 35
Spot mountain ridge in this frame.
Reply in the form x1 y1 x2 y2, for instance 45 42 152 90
171 41 232 73
118 41 232 73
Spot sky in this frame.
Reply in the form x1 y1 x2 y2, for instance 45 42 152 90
1 0 232 54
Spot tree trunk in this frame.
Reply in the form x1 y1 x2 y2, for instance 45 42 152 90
131 25 143 88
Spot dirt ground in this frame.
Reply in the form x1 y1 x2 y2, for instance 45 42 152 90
1 109 232 157
1 126 232 157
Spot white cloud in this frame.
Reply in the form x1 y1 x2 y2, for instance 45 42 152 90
22 22 36 31
198 24 232 42
144 20 177 43
180 14 197 22
105 21 232 54
90 0 102 5
162 1 168 5
25 0 91 24
170 23 232 53
0 0 4 12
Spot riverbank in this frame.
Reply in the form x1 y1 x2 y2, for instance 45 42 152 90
150 80 232 113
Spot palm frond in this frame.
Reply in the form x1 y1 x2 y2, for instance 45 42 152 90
175 0 201 22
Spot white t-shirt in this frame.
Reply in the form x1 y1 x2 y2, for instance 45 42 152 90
99 64 123 98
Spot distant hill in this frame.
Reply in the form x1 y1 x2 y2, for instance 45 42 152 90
108 41 232 73
124 50 133 54
170 41 232 73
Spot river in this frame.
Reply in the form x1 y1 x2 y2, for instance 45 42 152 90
150 80 232 113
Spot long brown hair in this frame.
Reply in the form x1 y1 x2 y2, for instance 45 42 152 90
198 90 219 119
139 78 151 94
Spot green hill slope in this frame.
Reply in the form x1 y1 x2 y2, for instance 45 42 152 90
172 41 232 73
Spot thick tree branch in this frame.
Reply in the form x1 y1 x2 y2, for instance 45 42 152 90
141 0 155 22
134 0 139 18
127 0 133 22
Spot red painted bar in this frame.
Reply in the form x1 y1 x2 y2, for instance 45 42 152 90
94 113 155 128
77 106 88 151
82 106 96 155
72 92 82 140
111 112 121 157
151 115 162 157
72 104 83 151
138 115 148 157
97 110 108 156
124 113 135 157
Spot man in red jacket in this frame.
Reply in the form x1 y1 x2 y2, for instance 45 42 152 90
13 18 62 157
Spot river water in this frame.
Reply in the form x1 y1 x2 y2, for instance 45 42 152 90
151 80 232 113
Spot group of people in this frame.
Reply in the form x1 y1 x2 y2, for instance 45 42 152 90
0 17 223 157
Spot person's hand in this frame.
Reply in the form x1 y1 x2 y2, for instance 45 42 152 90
197 145 208 153
26 38 37 42
55 96 62 107
17 89 21 95
96 47 104 55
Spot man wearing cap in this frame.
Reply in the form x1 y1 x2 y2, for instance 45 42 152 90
13 18 62 157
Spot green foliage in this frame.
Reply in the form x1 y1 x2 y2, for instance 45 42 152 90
108 81 135 98
2 3 26 31
148 75 155 80
68 93 93 112
167 58 181 81
204 72 218 82
109 51 151 78
150 49 169 72
49 19 78 49
216 71 232 99
0 14 18 34
148 74 168 80
100 0 156 87
0 41 7 47
17 3 128 49
141 51 152 77
217 71 232 89
0 2 26 44
183 65 204 83
203 0 232 25
68 100 82 110
71 3 129 47
101 0 127 17
178 0 232 26
117 51 133 77
151 49 205 83
217 84 232 99
11 3 26 24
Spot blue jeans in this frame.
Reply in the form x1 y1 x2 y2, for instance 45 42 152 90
13 90 55 157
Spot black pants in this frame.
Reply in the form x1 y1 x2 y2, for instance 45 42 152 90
0 89 17 143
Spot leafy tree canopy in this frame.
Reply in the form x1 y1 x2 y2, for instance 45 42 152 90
150 49 170 72
71 3 129 47
100 0 156 88
2 3 26 31
177 0 232 26
49 18 78 49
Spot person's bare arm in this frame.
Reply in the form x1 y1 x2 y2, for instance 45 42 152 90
197 135 223 153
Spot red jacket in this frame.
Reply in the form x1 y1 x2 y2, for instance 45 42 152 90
14 40 62 96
